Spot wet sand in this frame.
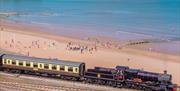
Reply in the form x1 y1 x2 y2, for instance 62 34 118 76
0 19 180 85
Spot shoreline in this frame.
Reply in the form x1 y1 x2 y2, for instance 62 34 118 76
0 19 180 85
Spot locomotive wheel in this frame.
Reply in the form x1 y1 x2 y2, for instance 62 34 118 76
117 83 123 88
71 77 78 81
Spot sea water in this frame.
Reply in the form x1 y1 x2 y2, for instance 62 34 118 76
0 0 179 40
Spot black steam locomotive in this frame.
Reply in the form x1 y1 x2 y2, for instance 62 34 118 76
0 53 178 91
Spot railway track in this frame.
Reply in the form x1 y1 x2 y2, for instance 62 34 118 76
0 73 95 91
0 80 95 91
0 72 98 91
0 72 139 91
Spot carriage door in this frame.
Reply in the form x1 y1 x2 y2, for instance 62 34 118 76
80 63 85 76
0 54 4 66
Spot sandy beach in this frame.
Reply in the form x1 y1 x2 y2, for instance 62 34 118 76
0 19 180 85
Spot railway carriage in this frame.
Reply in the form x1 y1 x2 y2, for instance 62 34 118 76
0 54 85 80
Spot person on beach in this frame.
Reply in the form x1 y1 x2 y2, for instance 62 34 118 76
127 58 130 61
0 27 4 31
11 39 14 44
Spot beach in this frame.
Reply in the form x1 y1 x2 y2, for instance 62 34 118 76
0 19 180 85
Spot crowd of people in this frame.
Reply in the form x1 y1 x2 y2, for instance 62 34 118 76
86 37 124 50
66 42 97 54
4 39 56 49
2 37 57 56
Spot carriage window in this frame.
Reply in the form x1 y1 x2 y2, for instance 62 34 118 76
44 64 49 69
8 60 11 64
19 61 23 66
4 59 7 64
39 64 43 68
26 62 30 67
75 68 78 72
6 59 11 64
60 66 65 71
52 65 57 70
33 63 38 68
68 67 73 72
12 61 16 65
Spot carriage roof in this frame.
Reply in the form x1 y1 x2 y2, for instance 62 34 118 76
0 53 3 56
2 54 84 67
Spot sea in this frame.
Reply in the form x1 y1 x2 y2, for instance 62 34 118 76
0 0 180 40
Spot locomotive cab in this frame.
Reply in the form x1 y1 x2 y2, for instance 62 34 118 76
124 69 141 80
115 66 129 80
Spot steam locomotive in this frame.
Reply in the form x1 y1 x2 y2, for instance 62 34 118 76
0 53 178 91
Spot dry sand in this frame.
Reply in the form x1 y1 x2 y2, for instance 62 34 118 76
0 19 180 85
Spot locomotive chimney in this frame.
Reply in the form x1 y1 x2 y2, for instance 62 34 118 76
164 70 167 74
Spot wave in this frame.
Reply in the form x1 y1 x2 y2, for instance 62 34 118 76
19 12 62 17
116 29 180 41
1 11 62 17
102 10 134 14
30 21 51 26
